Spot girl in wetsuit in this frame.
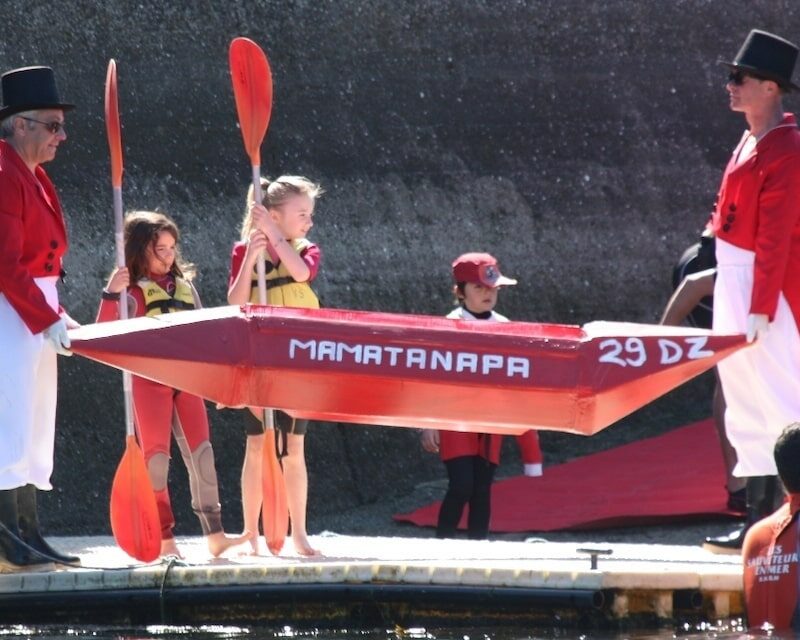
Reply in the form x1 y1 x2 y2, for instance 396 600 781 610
98 210 246 559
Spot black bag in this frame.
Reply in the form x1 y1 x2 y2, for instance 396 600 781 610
671 235 716 329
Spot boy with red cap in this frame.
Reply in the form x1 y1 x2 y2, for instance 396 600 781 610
420 252 543 539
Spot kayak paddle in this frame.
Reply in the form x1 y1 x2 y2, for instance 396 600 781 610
229 37 288 555
104 59 161 563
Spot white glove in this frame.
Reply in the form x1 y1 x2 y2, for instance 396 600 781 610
43 318 72 356
59 311 81 330
524 463 543 477
746 313 770 344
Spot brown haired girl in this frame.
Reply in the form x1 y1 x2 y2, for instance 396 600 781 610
98 210 246 559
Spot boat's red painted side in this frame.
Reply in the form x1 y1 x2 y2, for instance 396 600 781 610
68 305 748 436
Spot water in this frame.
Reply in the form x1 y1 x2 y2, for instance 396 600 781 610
0 621 783 640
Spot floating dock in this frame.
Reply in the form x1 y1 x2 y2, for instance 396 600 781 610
0 534 744 629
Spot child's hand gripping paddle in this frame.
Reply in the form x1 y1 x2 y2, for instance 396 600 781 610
105 59 161 563
229 37 288 555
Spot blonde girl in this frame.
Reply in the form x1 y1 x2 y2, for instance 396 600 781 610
227 177 323 556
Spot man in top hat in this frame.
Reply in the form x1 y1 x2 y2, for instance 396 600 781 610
0 65 81 569
703 30 800 553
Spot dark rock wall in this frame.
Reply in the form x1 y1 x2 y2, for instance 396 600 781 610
2 1 797 534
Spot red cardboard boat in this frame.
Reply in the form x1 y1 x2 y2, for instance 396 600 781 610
68 305 747 436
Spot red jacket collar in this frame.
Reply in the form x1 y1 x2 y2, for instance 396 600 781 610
754 113 799 148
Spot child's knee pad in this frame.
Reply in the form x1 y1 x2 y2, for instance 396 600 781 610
146 452 170 491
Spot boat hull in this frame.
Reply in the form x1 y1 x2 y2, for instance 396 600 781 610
68 305 747 436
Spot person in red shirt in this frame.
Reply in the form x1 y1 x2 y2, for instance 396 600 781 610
742 422 800 630
227 176 323 556
0 66 81 570
703 30 800 553
98 211 246 559
420 253 543 539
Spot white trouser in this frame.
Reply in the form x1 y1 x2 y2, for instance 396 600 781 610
0 277 59 490
713 239 800 476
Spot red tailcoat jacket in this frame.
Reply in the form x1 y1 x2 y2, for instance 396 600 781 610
0 140 67 334
709 114 800 328
743 495 800 630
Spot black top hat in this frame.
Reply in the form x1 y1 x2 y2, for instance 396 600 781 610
0 66 75 120
720 29 799 91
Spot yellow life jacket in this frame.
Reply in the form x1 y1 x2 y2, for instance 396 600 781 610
139 276 196 317
249 238 320 309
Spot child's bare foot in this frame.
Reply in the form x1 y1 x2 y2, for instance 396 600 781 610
207 531 251 558
244 531 261 555
292 534 321 557
160 538 184 559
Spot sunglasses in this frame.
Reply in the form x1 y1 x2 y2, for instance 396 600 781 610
19 116 65 134
727 69 768 86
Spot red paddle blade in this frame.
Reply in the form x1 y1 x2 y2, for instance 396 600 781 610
110 435 161 562
261 433 288 555
229 37 273 166
104 59 123 188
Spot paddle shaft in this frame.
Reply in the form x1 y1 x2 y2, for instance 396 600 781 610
241 61 272 432
106 60 135 439
112 185 135 438
251 170 276 433
252 166 269 309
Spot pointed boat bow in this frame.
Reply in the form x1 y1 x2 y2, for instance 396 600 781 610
575 321 746 434
69 306 252 407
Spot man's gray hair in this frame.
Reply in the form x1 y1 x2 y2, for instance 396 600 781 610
0 110 36 139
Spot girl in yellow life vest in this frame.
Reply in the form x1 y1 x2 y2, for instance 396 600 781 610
98 211 247 559
227 176 323 556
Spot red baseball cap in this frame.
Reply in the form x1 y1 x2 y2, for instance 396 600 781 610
451 252 517 288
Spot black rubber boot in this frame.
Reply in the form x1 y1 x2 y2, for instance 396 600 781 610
726 486 746 512
0 489 49 571
703 476 784 554
17 485 80 565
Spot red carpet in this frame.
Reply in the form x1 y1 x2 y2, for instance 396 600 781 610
395 419 743 532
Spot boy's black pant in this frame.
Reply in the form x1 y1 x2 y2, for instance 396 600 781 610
437 455 497 539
